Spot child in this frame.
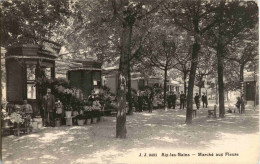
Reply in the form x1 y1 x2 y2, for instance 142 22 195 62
55 99 63 123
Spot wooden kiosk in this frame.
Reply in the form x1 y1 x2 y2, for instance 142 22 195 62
5 42 60 116
67 59 102 98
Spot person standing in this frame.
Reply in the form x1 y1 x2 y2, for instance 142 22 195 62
202 93 208 108
171 92 177 109
235 97 242 113
179 91 186 109
167 92 173 109
55 99 63 123
194 93 200 110
42 88 56 127
147 90 153 113
137 91 143 112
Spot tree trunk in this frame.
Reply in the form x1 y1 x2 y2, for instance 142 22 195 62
186 42 200 124
127 45 133 115
217 45 225 118
116 25 132 138
226 90 229 101
199 75 204 97
183 72 187 96
164 67 168 110
240 64 245 113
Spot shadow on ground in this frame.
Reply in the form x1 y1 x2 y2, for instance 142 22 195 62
2 105 259 164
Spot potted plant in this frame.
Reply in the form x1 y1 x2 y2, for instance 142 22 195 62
9 112 24 136
65 105 73 118
55 118 61 127
1 109 10 128
83 108 92 125
76 114 85 126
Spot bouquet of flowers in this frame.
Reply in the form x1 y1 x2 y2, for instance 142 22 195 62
84 106 93 111
9 112 24 124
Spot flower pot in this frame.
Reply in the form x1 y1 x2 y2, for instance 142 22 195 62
38 122 43 129
77 119 85 126
2 119 10 127
65 111 72 118
55 120 61 127
92 117 97 124
65 118 73 126
86 119 91 125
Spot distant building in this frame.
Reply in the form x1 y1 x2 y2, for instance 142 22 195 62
102 66 180 94
244 71 258 104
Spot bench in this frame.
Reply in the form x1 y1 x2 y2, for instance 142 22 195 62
13 127 32 136
110 111 117 117
208 105 217 118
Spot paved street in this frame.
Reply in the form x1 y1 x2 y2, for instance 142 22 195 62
2 105 259 164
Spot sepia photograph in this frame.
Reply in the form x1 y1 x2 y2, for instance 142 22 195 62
0 0 259 164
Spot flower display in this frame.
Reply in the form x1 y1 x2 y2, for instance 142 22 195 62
84 106 101 111
9 112 24 124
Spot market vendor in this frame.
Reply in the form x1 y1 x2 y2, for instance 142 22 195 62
22 100 33 115
22 100 33 127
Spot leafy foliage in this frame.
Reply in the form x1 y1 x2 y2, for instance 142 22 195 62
1 0 71 47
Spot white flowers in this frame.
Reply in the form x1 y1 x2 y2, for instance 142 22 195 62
9 112 24 124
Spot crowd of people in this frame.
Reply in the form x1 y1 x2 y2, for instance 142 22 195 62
133 89 209 112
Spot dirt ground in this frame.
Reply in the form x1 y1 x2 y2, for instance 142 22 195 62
2 103 259 164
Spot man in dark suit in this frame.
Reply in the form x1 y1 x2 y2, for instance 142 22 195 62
171 92 177 109
137 91 143 112
42 88 56 127
147 90 153 113
179 91 186 109
167 92 173 109
194 93 200 110
202 93 208 108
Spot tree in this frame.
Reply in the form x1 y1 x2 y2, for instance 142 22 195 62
223 60 240 100
163 0 218 124
65 0 159 116
195 47 216 97
206 1 258 117
1 0 71 47
224 30 258 113
110 0 160 138
143 32 177 109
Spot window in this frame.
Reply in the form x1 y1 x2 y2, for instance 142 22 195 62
27 66 36 99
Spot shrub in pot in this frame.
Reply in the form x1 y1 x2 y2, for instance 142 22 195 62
83 110 92 125
55 118 61 127
76 115 85 126
65 105 72 118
